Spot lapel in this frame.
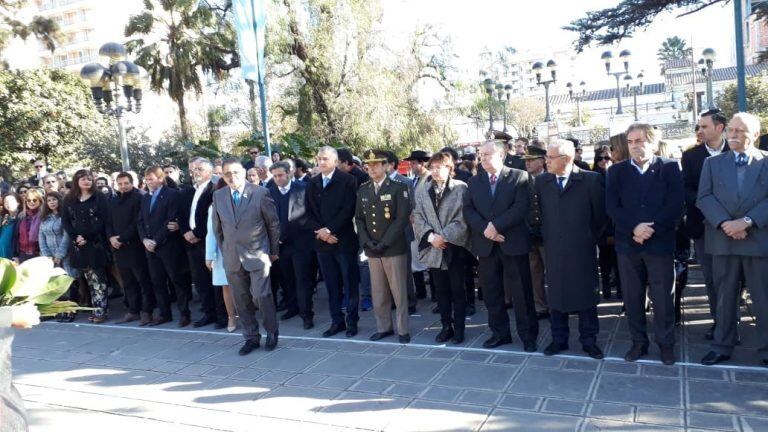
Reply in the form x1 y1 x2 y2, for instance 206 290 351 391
717 153 739 203
235 183 255 223
561 166 583 195
737 150 765 210
287 182 299 218
491 166 510 204
424 179 443 229
221 186 237 223
150 187 165 215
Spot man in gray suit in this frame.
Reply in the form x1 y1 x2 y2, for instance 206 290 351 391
697 112 768 367
212 158 281 355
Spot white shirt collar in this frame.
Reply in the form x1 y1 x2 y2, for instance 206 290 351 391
279 182 292 195
322 170 334 182
374 177 386 190
231 183 246 196
705 139 726 157
554 169 572 188
630 156 656 175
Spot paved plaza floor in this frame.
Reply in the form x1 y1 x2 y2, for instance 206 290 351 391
11 265 768 431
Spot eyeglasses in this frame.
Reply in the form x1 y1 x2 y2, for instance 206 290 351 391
26 199 39 204
544 155 567 161
596 156 612 161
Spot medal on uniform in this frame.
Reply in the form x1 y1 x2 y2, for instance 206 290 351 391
384 205 391 219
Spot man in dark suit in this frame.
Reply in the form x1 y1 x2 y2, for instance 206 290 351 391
108 172 155 325
180 157 222 328
338 148 370 188
441 146 473 183
606 123 684 365
535 140 607 359
682 109 729 340
566 138 592 171
27 159 48 187
294 158 311 182
268 161 316 329
463 140 539 350
697 112 768 367
306 146 361 338
138 166 193 327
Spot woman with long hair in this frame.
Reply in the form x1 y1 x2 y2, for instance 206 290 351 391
39 192 80 322
593 145 622 300
61 169 111 323
15 188 44 263
0 193 21 260
205 177 238 332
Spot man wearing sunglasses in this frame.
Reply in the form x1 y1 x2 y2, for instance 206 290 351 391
27 160 48 187
243 147 261 171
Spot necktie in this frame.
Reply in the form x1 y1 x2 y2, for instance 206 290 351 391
150 190 158 212
489 174 497 196
736 153 748 167
322 177 330 189
558 177 566 191
233 190 241 207
374 183 380 195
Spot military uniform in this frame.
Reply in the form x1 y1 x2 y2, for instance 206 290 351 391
355 150 411 339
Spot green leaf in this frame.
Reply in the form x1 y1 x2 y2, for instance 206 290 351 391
28 274 74 305
10 256 54 298
0 258 17 299
38 301 95 317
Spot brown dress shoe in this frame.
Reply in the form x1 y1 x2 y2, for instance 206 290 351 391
116 313 140 324
178 315 191 328
149 316 172 326
139 312 153 326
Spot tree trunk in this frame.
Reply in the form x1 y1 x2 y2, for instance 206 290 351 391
247 79 260 134
176 93 189 141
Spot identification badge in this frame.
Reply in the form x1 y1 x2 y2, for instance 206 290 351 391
381 194 392 201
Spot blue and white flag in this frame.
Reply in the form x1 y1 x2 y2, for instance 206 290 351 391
232 0 266 83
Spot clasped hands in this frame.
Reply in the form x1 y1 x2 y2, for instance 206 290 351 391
721 219 750 240
632 222 655 245
483 222 505 243
363 240 387 254
315 228 339 244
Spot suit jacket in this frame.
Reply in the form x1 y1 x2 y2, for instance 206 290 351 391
697 149 768 256
463 166 531 257
268 181 314 255
606 157 685 255
212 182 280 273
504 154 525 170
535 168 606 312
391 172 415 241
137 185 184 259
412 178 469 269
305 168 359 254
355 177 410 257
180 180 215 241
681 140 729 239
106 188 147 266
349 166 370 189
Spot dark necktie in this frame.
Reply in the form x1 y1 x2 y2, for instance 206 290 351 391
557 177 566 191
489 174 497 196
150 190 158 212
736 153 748 167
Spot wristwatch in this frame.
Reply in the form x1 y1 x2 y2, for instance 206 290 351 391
744 216 754 227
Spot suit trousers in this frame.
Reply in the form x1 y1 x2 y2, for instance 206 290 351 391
146 249 192 320
478 244 539 342
617 252 676 347
549 307 599 348
693 236 716 319
317 250 360 326
116 258 155 314
529 243 548 313
712 255 768 359
225 266 278 341
186 241 216 319
598 243 621 298
430 251 466 336
369 254 410 335
277 249 315 320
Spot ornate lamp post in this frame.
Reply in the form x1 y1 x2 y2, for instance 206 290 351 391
79 42 145 171
566 80 587 127
601 49 631 115
698 48 717 109
496 83 513 132
532 59 557 122
624 72 645 121
481 74 496 132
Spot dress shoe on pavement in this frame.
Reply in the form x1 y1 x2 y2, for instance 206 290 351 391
149 316 172 327
435 327 454 343
193 316 215 328
583 345 604 360
465 304 476 316
624 343 649 362
399 334 411 344
704 324 715 341
303 318 314 330
408 306 416 315
523 340 538 353
660 346 676 365
280 309 299 321
482 335 512 349
544 342 568 356
536 310 550 320
178 315 191 328
451 335 464 344
701 351 730 366
238 337 260 356
265 332 278 351
370 330 394 341
322 322 347 338
346 324 358 337
139 312 153 326
116 313 139 324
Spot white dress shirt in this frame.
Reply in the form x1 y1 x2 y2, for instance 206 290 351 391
189 180 211 230
279 181 292 195
630 156 656 175
705 139 727 157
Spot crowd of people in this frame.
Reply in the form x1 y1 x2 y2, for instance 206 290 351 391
0 108 766 368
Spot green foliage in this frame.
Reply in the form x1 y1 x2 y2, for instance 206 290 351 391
0 257 89 316
658 36 692 62
717 75 768 134
0 1 60 64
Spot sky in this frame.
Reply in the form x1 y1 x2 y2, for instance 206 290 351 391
380 0 737 94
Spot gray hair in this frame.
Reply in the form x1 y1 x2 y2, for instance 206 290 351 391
270 160 293 174
254 155 272 169
195 157 213 170
317 146 338 159
481 140 506 154
732 112 761 135
547 139 576 159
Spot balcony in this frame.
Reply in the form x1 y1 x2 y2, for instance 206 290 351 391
37 0 84 12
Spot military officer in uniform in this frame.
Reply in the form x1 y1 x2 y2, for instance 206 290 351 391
355 150 412 343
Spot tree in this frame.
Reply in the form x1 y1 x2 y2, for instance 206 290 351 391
658 36 692 62
717 76 768 133
0 0 59 67
507 97 546 138
0 69 106 178
125 0 240 141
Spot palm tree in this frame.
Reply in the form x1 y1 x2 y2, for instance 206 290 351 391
1 0 60 67
124 0 239 141
657 36 692 62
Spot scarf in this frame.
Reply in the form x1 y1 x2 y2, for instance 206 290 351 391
18 207 41 255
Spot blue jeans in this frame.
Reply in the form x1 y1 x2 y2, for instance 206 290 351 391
317 250 360 326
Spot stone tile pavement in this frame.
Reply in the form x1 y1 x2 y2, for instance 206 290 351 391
11 265 768 431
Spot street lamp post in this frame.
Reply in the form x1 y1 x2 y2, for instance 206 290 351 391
601 49 631 115
566 81 587 127
624 72 645 121
496 83 513 132
482 77 495 132
79 42 144 172
699 48 717 109
532 59 557 122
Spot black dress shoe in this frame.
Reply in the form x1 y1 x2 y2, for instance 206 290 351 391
280 310 299 321
399 334 411 344
762 359 768 367
346 324 358 337
701 351 730 366
265 332 278 351
465 304 476 316
303 318 314 330
583 345 604 360
435 327 454 343
523 340 538 353
660 345 676 365
322 322 347 338
704 324 715 341
624 343 649 362
451 335 464 344
238 337 260 356
193 316 215 328
544 342 568 356
369 330 394 341
482 335 512 349
536 311 550 320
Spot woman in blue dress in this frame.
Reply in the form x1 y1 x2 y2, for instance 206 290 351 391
0 193 20 260
205 178 237 332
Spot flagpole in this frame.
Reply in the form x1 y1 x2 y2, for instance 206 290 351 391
251 0 271 156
